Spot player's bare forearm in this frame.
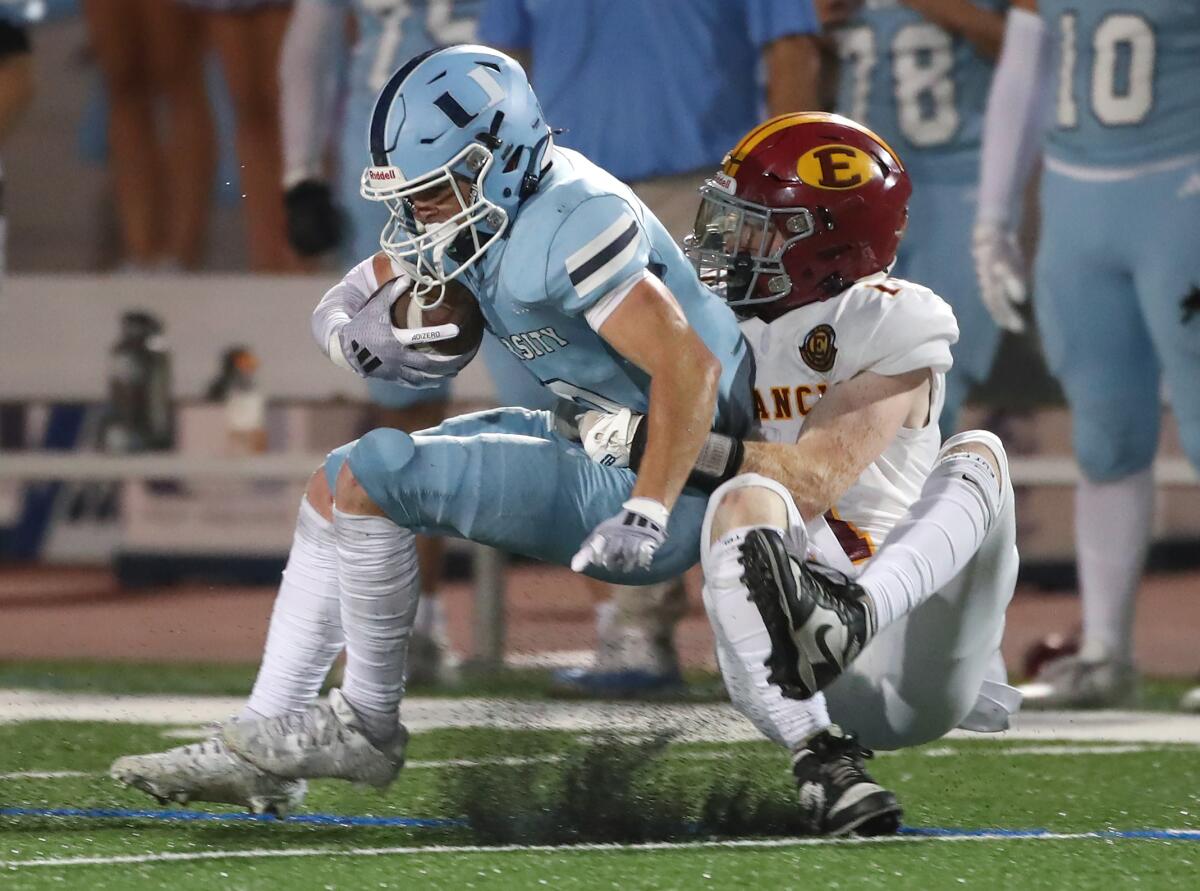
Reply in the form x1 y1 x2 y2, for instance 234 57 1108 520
764 34 821 115
903 0 1005 59
635 339 720 508
596 277 721 511
740 369 929 519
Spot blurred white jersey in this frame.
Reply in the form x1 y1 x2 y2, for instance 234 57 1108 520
739 272 959 565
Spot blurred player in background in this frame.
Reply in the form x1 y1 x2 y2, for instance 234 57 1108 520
279 0 539 684
974 0 1200 709
818 0 1007 437
480 0 823 698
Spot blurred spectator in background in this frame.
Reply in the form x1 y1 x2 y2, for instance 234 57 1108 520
479 0 822 697
82 0 215 271
0 4 35 278
481 0 820 238
817 0 1007 436
0 9 33 141
181 0 297 272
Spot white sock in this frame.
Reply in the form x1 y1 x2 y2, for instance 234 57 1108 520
1076 468 1154 664
334 508 420 743
242 499 345 721
858 450 1002 632
703 526 832 749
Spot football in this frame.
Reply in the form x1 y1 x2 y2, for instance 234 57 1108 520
379 275 485 358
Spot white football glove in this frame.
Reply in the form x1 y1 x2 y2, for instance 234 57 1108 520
333 279 467 386
571 498 669 574
972 223 1029 333
578 408 644 468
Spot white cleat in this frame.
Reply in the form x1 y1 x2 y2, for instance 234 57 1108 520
110 736 306 816
222 688 407 790
1019 654 1138 709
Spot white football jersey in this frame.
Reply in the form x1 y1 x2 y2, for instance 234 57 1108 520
739 273 959 566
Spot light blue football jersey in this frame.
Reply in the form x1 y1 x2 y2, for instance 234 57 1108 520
460 147 752 433
833 0 1007 182
1041 0 1200 168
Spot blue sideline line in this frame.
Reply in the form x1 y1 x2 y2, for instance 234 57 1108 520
2 809 1199 841
0 808 462 828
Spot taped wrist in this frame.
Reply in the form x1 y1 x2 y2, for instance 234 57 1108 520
629 424 745 493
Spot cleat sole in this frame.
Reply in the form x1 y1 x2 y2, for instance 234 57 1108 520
741 531 812 699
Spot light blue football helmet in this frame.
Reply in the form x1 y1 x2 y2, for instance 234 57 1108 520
360 45 553 306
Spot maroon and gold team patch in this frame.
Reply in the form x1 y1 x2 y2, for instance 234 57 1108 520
800 324 837 373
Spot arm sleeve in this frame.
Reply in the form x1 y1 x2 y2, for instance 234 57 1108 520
746 0 820 47
311 256 384 365
845 287 960 378
279 0 347 188
976 6 1055 227
543 196 653 316
478 0 533 51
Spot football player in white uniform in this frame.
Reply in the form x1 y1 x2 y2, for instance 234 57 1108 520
582 113 1021 835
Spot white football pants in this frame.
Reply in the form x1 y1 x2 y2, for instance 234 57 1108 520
700 434 1020 752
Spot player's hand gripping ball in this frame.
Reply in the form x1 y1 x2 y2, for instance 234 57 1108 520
337 276 483 384
386 277 485 359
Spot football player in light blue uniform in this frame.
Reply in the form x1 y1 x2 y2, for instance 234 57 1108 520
974 0 1200 709
188 45 757 793
825 0 1008 435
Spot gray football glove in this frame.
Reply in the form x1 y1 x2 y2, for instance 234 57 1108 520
334 279 470 387
571 498 669 574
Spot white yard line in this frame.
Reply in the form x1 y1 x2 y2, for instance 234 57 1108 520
3 689 1200 743
4 830 1199 870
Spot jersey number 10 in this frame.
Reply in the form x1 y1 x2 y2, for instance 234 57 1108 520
1056 13 1156 129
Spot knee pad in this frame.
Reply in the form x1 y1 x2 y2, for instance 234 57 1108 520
701 474 804 575
1070 401 1158 483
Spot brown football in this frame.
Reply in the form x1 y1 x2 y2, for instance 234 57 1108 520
381 276 485 357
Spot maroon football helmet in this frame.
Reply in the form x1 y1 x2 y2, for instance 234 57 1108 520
684 112 911 320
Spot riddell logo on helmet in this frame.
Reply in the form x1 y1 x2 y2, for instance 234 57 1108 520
368 167 399 182
796 145 877 191
711 171 737 195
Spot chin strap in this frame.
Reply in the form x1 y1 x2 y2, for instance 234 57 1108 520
518 130 559 204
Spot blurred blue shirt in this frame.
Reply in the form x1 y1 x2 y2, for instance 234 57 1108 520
478 0 818 182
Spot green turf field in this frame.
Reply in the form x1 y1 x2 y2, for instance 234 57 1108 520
1 668 1199 888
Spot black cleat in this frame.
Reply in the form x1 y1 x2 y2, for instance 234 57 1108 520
792 726 902 837
740 528 873 699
